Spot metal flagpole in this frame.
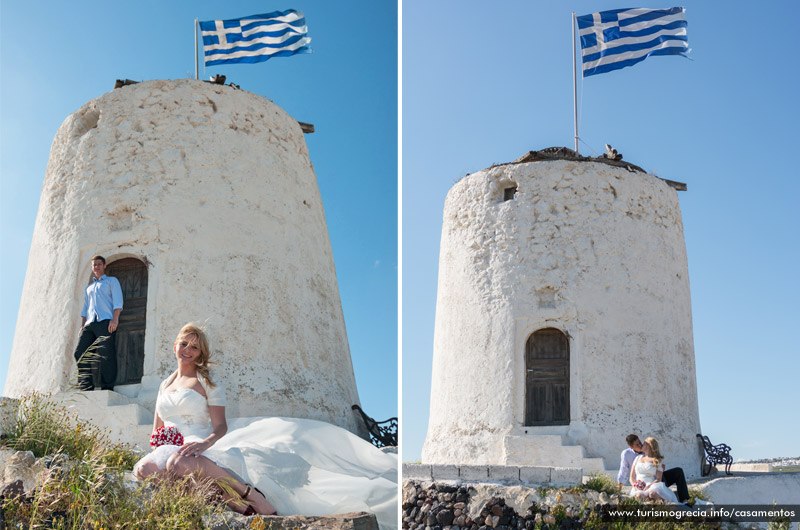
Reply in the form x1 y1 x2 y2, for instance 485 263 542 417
195 19 199 80
572 12 579 155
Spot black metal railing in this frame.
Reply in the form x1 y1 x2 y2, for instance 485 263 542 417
696 433 733 476
352 405 397 448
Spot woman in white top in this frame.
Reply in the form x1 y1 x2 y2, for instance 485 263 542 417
132 324 398 530
133 323 277 515
629 437 679 504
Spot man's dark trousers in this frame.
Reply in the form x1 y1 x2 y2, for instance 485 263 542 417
662 467 689 502
73 319 117 391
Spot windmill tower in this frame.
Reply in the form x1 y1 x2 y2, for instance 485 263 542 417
6 79 366 436
422 148 702 476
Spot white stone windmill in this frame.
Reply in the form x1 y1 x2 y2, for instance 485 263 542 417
5 79 367 442
422 148 702 477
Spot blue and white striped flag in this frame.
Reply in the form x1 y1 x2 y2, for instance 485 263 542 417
199 10 311 67
577 7 689 77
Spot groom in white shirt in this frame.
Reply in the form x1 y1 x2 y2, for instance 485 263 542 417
617 433 691 504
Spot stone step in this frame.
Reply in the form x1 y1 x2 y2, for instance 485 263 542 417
113 384 142 400
56 389 133 407
580 457 607 473
49 391 154 451
503 435 584 466
502 434 608 473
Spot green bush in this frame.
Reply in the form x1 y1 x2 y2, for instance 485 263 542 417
1 393 229 529
582 472 619 495
2 392 138 469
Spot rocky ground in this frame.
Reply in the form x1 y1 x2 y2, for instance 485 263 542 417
402 480 642 530
401 480 784 530
202 512 379 530
0 446 379 530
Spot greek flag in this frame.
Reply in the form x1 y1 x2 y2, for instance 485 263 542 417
200 10 311 66
577 7 689 77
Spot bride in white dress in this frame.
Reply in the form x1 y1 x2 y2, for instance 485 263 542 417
629 437 679 504
133 324 397 530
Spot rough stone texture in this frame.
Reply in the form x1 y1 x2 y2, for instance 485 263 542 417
518 466 551 484
402 480 611 530
402 463 432 480
459 465 489 482
402 463 581 487
5 79 365 435
695 472 800 505
431 464 460 480
0 449 44 494
487 465 519 482
202 511 379 530
403 478 799 530
550 467 583 486
423 159 702 476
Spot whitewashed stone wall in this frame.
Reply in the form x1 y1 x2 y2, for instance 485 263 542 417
423 159 702 476
5 79 365 435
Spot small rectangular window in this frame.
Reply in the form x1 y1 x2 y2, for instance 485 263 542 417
504 186 517 201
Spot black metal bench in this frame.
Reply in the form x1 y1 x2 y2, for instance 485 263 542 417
352 405 397 448
696 434 733 476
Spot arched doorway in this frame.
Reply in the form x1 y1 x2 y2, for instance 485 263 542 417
104 257 147 386
524 328 569 426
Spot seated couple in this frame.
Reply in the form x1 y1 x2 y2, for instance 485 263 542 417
132 323 397 530
617 434 690 505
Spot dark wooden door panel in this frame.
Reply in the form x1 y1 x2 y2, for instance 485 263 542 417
529 384 549 423
123 329 145 382
528 328 569 359
525 328 569 426
104 258 147 386
527 363 568 379
552 383 569 423
119 297 146 325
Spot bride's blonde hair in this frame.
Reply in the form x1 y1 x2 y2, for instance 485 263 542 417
644 437 664 468
175 323 216 387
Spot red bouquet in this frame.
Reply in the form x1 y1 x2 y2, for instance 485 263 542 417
634 479 647 490
150 426 184 448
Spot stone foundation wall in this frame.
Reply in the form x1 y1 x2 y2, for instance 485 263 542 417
403 463 582 486
402 480 619 530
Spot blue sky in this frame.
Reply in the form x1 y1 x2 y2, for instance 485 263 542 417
0 2 397 422
2 0 799 466
402 0 799 462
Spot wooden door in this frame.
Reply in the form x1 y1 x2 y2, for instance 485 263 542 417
105 258 147 385
524 328 569 426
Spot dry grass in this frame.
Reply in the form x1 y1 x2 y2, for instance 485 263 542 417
1 393 228 529
581 472 619 496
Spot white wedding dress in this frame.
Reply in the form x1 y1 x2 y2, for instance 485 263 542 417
133 384 397 530
631 456 679 504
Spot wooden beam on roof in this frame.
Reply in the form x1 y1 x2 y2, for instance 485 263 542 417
659 178 687 191
298 122 315 134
